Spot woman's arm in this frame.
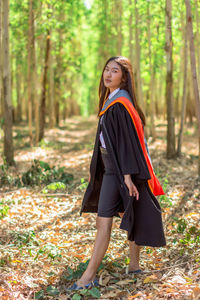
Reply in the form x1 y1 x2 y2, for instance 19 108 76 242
124 174 139 200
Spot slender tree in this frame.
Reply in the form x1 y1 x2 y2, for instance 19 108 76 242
27 0 35 146
39 31 50 141
165 0 176 158
115 0 123 55
177 19 188 156
2 0 14 165
0 0 3 119
185 0 200 175
49 37 55 128
194 0 200 81
134 0 145 113
15 58 22 122
128 0 134 65
147 1 156 140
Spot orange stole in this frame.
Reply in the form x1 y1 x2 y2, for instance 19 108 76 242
99 96 165 196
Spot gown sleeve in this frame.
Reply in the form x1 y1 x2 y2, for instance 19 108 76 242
103 103 151 183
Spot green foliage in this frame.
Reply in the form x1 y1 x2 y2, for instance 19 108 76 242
184 130 193 136
11 230 40 247
161 177 169 192
0 173 21 187
125 257 130 265
171 217 200 252
42 181 66 193
34 243 62 260
159 195 173 208
0 202 9 219
0 258 7 267
0 254 12 267
46 285 59 296
173 217 187 234
146 248 153 254
157 176 173 208
65 259 104 281
72 294 81 300
0 160 73 189
35 285 59 299
34 290 44 300
0 163 21 188
22 160 73 186
7 0 194 121
71 287 101 299
0 117 4 127
87 287 101 298
78 178 88 191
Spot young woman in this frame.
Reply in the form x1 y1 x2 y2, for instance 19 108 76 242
68 56 166 290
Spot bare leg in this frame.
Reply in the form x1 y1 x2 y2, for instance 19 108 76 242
76 216 113 287
119 212 141 271
128 240 141 271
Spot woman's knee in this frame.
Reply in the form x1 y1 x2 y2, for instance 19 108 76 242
96 216 113 233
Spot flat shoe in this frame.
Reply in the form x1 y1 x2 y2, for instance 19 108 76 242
128 269 143 274
66 278 99 291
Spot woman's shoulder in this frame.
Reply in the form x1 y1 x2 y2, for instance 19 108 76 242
107 101 126 111
117 89 132 100
106 101 130 119
105 89 133 117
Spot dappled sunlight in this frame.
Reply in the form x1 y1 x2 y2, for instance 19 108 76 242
0 116 199 299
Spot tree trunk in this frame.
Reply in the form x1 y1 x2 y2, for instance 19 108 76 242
177 21 188 156
165 0 176 158
55 25 63 127
31 8 38 145
134 0 145 113
175 58 182 123
116 0 123 55
147 2 156 140
0 0 3 119
185 0 200 175
194 0 200 81
186 66 195 125
39 31 50 141
55 99 59 126
156 68 165 118
128 0 134 65
49 39 55 128
16 58 22 122
27 0 35 146
2 0 14 165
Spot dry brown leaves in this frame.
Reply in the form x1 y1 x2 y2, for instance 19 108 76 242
0 116 199 299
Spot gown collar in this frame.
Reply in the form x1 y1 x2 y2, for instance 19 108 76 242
101 89 134 114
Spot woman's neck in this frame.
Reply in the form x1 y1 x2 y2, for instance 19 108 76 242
109 87 120 93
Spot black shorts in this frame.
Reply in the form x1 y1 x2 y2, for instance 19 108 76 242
97 146 124 217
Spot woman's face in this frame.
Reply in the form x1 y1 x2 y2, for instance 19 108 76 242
103 60 123 93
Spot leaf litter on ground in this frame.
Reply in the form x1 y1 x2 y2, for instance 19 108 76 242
0 115 199 299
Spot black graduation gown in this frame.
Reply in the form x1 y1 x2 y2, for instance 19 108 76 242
80 103 166 247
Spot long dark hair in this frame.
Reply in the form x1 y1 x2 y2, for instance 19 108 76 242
98 56 146 126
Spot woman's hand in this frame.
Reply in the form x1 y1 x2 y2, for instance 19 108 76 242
124 174 139 200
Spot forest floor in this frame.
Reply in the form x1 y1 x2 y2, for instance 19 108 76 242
0 115 199 300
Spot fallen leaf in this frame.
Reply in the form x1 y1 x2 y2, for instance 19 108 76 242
59 294 68 300
99 270 111 286
143 274 158 284
170 275 186 284
101 289 123 298
128 291 144 299
116 278 135 286
193 286 200 300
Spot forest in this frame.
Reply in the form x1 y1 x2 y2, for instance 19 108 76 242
0 0 200 299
